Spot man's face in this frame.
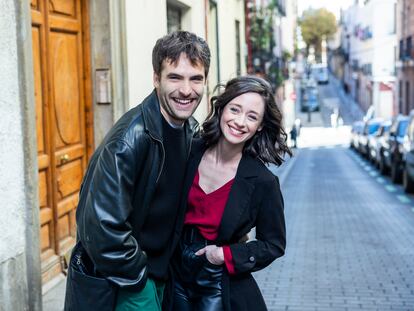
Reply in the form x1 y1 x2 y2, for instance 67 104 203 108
154 53 206 126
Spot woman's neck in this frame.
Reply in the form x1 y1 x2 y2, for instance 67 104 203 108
208 138 243 166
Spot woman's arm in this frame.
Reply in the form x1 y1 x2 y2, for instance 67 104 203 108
227 176 286 274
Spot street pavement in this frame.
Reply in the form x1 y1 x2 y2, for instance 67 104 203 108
253 78 414 311
255 136 414 311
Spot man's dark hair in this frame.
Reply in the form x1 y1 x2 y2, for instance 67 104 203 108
202 76 292 165
152 31 211 78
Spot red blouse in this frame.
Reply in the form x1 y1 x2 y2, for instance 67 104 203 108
184 170 236 274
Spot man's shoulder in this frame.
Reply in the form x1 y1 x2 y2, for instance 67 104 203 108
100 104 153 152
112 105 145 136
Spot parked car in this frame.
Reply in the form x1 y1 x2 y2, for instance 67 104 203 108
301 87 319 112
379 115 409 182
358 118 382 157
368 120 391 165
312 63 329 84
350 121 364 150
402 111 414 192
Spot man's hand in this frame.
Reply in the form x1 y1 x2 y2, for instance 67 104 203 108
195 245 224 265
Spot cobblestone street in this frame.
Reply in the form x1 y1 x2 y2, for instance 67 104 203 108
254 75 414 310
255 144 414 311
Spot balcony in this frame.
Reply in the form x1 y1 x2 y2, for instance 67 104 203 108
398 36 414 68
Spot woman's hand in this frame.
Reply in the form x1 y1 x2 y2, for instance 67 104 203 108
195 245 224 265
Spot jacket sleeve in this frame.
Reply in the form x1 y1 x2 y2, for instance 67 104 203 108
228 176 286 274
77 138 148 289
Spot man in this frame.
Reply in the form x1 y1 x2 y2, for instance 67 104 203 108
64 31 210 311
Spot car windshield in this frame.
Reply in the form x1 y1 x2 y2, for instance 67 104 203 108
398 120 409 137
368 123 380 134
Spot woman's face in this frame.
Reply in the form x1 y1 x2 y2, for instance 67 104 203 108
219 92 265 147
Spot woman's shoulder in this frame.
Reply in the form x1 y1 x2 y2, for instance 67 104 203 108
243 155 280 184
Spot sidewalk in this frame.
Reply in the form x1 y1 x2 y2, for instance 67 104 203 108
329 73 364 124
42 275 66 311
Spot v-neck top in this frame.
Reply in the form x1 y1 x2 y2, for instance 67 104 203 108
184 170 235 240
184 170 236 274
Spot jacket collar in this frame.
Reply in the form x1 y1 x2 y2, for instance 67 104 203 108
141 89 199 141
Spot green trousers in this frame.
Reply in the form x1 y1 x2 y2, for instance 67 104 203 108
115 278 165 311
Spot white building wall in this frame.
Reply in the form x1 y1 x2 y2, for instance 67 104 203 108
0 1 26 265
217 0 246 82
124 0 167 108
123 0 246 123
281 0 296 56
371 0 396 78
0 0 40 309
342 0 396 117
123 0 208 122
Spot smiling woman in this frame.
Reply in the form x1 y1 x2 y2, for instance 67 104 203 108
171 76 292 311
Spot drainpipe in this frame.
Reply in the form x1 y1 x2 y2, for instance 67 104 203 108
245 0 253 73
205 0 208 40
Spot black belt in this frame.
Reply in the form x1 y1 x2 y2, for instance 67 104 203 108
181 225 215 245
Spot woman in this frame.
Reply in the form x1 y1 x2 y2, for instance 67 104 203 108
171 76 291 311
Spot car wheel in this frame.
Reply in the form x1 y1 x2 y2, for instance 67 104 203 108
403 165 414 193
391 161 402 183
379 154 388 174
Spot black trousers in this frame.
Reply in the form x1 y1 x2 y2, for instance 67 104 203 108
172 226 224 311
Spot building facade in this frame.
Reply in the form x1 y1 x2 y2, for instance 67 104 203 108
396 0 414 115
1 0 246 309
341 0 397 118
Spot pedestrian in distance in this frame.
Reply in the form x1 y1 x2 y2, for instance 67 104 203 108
290 125 297 148
64 30 211 311
171 76 291 311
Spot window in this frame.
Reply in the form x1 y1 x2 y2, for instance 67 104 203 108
407 36 412 59
167 5 181 33
235 20 241 76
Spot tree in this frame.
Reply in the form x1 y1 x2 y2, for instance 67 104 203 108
299 8 337 60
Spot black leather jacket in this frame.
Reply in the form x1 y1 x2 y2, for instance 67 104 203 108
75 90 198 289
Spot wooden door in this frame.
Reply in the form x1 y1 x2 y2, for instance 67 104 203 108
31 0 93 283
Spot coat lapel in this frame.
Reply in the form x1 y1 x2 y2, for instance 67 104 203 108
216 155 260 243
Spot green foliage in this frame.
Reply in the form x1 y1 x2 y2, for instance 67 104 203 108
249 2 276 55
248 1 288 88
282 50 292 61
300 8 337 57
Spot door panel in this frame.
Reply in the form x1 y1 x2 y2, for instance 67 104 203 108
49 0 77 17
31 0 92 284
50 32 82 148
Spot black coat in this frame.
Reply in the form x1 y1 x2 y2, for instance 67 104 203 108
174 140 286 311
65 90 198 310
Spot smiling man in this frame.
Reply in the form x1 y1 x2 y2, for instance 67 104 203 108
64 31 210 311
